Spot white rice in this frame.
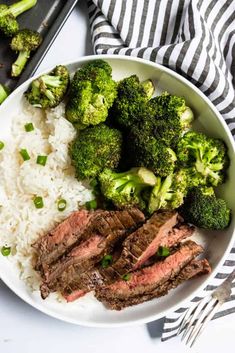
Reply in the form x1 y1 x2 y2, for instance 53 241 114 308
0 100 93 290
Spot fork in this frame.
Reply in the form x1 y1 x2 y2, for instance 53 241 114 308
177 267 235 347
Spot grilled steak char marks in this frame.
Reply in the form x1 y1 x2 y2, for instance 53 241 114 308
33 208 211 308
61 220 195 297
98 259 211 310
95 240 205 309
100 211 181 281
33 209 93 271
37 208 145 299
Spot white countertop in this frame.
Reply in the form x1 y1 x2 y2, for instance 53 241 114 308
0 1 234 352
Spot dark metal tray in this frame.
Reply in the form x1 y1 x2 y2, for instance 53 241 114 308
0 0 78 90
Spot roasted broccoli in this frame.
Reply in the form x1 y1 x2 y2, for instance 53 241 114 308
10 29 42 77
0 83 10 104
65 60 117 129
138 92 194 147
99 167 157 209
127 127 177 177
111 74 154 129
177 131 229 186
179 187 231 229
0 0 37 37
25 65 70 108
148 170 188 213
70 124 122 180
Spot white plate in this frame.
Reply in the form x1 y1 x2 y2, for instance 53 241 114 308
0 55 235 327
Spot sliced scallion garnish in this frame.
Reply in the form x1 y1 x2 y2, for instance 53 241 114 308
57 199 67 212
24 122 34 132
0 141 4 150
157 246 170 257
122 273 131 281
85 199 97 210
36 155 47 166
1 246 11 256
33 196 44 209
20 148 30 161
101 254 113 268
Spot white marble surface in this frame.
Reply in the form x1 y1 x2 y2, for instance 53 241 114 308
0 1 234 352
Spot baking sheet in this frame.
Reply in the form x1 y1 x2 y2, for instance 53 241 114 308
0 0 78 90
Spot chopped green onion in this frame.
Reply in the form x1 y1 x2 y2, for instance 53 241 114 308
157 246 170 257
24 122 34 132
101 254 113 268
1 246 11 256
33 196 44 209
36 155 47 166
90 179 98 188
57 199 67 212
85 199 97 210
0 141 4 150
20 148 30 161
122 273 131 281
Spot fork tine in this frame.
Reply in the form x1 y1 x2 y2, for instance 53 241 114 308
189 301 223 348
186 298 218 345
177 301 199 335
181 296 211 341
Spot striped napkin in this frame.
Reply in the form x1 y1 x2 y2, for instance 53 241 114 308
88 0 235 340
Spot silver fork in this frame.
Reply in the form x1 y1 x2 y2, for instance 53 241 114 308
177 268 235 348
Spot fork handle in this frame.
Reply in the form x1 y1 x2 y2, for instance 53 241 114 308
224 268 235 283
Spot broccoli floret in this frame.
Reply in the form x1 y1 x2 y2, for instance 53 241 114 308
177 131 229 186
111 75 154 129
179 187 231 229
127 127 177 177
148 170 188 213
70 124 122 180
10 29 42 77
0 0 37 37
25 65 70 108
0 83 10 104
65 60 117 129
146 92 194 147
99 167 158 209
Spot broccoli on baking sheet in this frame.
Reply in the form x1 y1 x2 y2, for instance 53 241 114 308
10 28 42 77
69 124 122 180
25 65 70 108
179 187 231 230
177 131 229 187
65 60 117 129
0 0 37 37
0 83 10 104
99 167 157 210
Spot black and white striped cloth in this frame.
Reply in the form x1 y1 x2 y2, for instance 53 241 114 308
88 0 235 341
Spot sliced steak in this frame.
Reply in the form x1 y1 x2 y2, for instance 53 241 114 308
61 223 195 294
63 289 88 302
97 259 211 310
39 208 145 299
95 240 203 306
100 211 180 281
33 210 94 271
34 208 145 273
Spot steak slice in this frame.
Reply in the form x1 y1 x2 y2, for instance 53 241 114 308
33 209 94 271
34 208 144 272
97 259 211 310
39 208 145 299
100 211 180 281
61 223 195 295
95 240 203 306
